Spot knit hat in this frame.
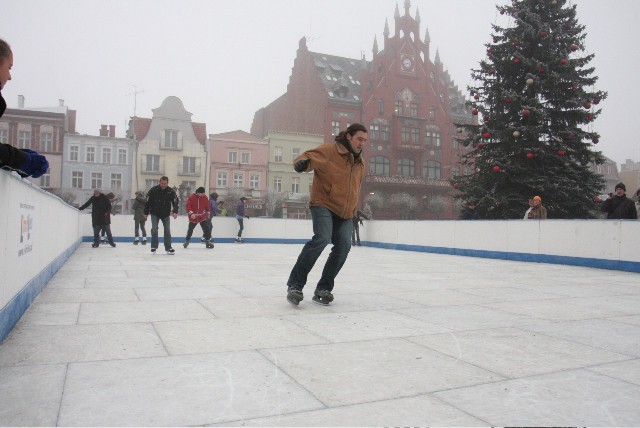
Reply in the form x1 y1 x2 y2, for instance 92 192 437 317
533 196 541 201
240 196 248 201
196 186 206 194
615 182 626 191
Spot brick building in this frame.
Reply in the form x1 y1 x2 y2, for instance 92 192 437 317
250 2 474 219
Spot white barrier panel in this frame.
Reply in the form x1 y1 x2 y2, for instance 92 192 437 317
0 170 82 341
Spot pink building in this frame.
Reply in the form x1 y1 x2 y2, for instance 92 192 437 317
208 130 269 214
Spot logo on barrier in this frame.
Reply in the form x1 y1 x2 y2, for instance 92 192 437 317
18 203 34 257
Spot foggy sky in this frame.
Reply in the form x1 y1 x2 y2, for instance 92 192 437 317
1 0 638 166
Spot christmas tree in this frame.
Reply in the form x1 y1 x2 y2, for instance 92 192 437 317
454 0 607 219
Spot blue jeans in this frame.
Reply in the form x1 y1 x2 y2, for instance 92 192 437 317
150 214 172 250
93 224 113 244
287 206 353 292
134 219 147 237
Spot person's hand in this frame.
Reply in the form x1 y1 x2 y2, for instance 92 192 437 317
18 149 49 178
294 158 310 173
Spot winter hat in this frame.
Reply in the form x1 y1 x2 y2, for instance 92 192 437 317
615 182 626 192
240 196 248 201
210 192 218 200
533 196 541 201
196 186 206 194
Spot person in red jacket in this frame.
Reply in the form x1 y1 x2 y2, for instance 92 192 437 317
183 187 214 249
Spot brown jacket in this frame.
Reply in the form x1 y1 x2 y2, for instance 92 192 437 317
295 141 365 219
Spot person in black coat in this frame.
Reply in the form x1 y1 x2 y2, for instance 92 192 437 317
602 182 638 220
144 176 179 254
78 189 116 247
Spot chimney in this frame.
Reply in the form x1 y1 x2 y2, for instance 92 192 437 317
108 125 116 138
18 95 25 108
100 125 108 137
59 99 65 107
66 110 77 133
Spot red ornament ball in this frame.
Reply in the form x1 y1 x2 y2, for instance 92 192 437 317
592 135 600 144
538 67 545 73
526 152 534 159
488 68 495 75
472 108 478 115
540 31 547 37
474 94 479 100
482 132 491 139
513 39 521 47
560 58 567 65
477 143 486 149
493 165 501 172
572 83 579 90
594 196 601 203
505 97 513 103
513 58 520 63
571 44 579 51
557 149 565 156
453 183 459 189
522 109 530 116
587 114 594 122
593 98 601 105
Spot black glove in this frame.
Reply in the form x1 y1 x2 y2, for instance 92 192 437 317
294 158 310 173
18 149 49 178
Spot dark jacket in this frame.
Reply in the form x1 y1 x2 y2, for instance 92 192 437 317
602 195 638 219
79 193 112 227
294 141 365 219
132 195 146 221
236 200 245 217
144 185 179 218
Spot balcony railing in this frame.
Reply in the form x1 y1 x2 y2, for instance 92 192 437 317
365 175 450 187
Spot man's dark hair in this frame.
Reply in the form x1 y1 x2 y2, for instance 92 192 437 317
160 176 169 182
335 123 368 143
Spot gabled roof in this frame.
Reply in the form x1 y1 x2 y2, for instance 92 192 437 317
128 116 206 145
208 130 267 144
309 51 364 103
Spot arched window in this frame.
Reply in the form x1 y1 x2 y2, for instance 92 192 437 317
423 160 441 179
370 156 390 176
397 158 415 176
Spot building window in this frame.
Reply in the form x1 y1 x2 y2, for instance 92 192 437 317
111 173 122 190
451 165 460 177
228 151 237 163
70 145 79 161
409 103 418 117
164 130 178 149
423 160 441 179
369 125 379 141
292 148 300 159
86 147 95 162
250 174 259 189
145 154 160 172
18 131 30 149
241 152 251 164
182 156 197 174
370 156 390 176
429 108 435 120
182 181 196 193
233 172 243 188
380 126 390 142
118 149 127 164
397 158 415 176
39 170 50 187
145 179 160 191
102 148 111 164
217 171 227 188
331 121 340 135
291 176 300 193
274 147 283 163
430 71 435 84
0 129 7 144
71 171 83 189
91 172 102 189
273 177 282 192
394 101 403 115
401 127 419 144
377 99 384 114
425 131 441 147
452 138 460 149
40 132 53 152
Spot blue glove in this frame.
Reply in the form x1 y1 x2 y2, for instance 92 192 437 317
18 149 49 178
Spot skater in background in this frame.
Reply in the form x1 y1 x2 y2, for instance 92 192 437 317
78 189 116 248
184 187 213 249
132 191 147 245
202 192 222 242
602 182 637 219
286 123 368 306
235 196 249 243
351 209 368 246
523 196 547 220
144 176 179 255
